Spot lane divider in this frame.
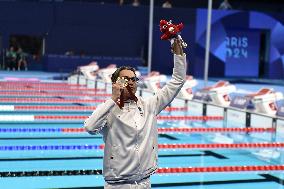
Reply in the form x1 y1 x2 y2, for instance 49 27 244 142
0 115 223 121
157 143 284 149
156 165 284 173
0 81 70 85
0 87 105 92
0 92 112 97
34 115 223 121
158 127 275 133
0 127 275 133
0 105 187 112
0 142 283 151
14 105 96 111
0 82 103 88
0 115 223 122
0 98 105 104
0 105 14 111
2 165 283 177
0 115 34 122
0 82 91 88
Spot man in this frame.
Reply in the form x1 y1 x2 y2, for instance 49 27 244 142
84 39 187 188
5 46 17 71
219 0 232 10
162 0 172 8
132 0 140 7
17 47 28 71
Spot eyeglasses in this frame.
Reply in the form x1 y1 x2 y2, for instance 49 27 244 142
120 76 139 82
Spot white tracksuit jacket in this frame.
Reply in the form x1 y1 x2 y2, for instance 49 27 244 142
84 54 187 183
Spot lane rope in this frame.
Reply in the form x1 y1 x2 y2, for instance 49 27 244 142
0 98 105 103
0 92 111 97
1 165 283 177
0 143 283 151
0 127 274 133
2 105 187 112
33 115 223 120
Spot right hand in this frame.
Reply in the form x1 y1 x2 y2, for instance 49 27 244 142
111 82 123 102
171 39 184 56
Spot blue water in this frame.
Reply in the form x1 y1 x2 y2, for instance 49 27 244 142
0 74 283 189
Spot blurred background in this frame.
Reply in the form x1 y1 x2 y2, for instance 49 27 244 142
0 0 283 79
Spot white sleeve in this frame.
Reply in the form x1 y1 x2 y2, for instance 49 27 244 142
147 54 187 115
83 99 115 134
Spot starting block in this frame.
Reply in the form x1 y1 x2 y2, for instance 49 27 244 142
177 75 198 100
67 61 99 85
143 71 167 93
193 80 236 106
97 64 117 83
79 61 99 80
245 88 283 115
277 105 284 117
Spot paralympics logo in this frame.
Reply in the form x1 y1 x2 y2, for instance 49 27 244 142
226 36 248 59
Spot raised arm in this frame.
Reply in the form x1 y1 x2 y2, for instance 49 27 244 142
147 39 187 115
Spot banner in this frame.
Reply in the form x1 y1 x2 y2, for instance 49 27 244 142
225 29 261 77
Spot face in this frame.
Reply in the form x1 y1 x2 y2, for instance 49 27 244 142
119 69 138 99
